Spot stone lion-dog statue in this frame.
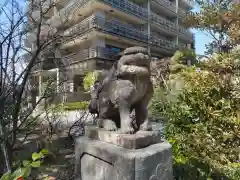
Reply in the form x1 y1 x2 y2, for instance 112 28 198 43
88 46 153 134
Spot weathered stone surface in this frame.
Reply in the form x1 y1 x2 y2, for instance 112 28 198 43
84 126 161 149
88 46 154 134
75 137 173 180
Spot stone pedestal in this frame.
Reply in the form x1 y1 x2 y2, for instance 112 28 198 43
84 126 162 149
75 126 173 180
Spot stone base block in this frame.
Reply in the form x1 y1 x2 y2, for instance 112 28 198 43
85 126 162 149
75 137 173 180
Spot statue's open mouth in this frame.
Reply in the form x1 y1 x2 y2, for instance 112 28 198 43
117 52 150 76
119 64 150 75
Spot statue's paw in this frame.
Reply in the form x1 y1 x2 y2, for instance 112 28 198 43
103 119 117 131
139 121 152 131
118 127 135 134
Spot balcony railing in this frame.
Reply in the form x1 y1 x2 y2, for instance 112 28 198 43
58 0 191 41
181 0 195 8
58 0 90 18
152 0 176 13
63 16 179 52
151 12 177 32
179 25 193 39
64 15 96 37
61 46 120 65
100 0 148 19
102 0 189 37
178 8 187 18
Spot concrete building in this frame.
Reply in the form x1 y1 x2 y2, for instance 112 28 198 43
25 0 194 105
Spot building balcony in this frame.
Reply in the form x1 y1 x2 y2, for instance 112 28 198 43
55 0 191 39
55 0 148 27
43 0 67 6
61 46 119 66
62 16 179 52
31 0 67 11
152 0 176 16
178 8 187 18
178 25 193 41
27 0 193 49
58 0 92 20
31 0 192 39
100 0 148 19
151 12 193 41
152 0 191 20
179 0 195 9
150 12 177 35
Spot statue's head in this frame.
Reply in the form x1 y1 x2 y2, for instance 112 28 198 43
117 47 151 76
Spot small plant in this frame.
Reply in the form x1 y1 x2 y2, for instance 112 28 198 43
0 149 49 180
52 101 89 112
83 71 99 91
171 48 196 66
41 78 56 97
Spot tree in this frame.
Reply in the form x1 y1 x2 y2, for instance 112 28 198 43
184 0 240 54
0 0 72 175
151 57 171 88
150 1 240 179
151 53 240 179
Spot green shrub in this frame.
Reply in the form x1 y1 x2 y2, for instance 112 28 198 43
83 71 99 91
61 101 88 111
151 53 240 179
41 78 56 97
172 48 197 65
0 149 48 180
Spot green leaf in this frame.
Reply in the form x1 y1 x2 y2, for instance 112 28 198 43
30 161 41 168
40 149 49 156
0 171 11 180
23 166 32 178
12 168 25 180
32 152 41 161
23 160 31 167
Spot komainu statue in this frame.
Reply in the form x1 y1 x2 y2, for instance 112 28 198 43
88 46 153 134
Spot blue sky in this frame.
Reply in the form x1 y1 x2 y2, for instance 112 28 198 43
191 4 212 55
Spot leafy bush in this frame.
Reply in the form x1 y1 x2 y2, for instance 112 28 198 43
58 101 89 111
151 53 240 179
83 71 99 91
172 48 196 66
0 149 48 180
41 78 56 97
